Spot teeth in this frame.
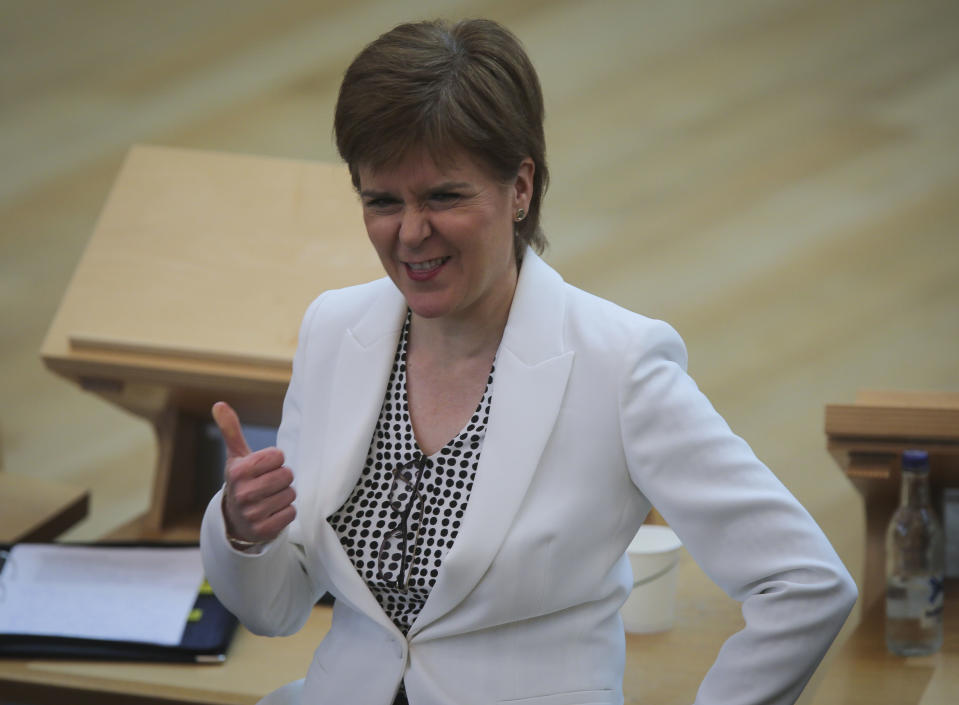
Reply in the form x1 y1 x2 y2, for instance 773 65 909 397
408 257 446 271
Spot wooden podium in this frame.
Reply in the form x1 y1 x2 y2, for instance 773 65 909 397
825 389 959 610
40 145 383 540
815 390 959 704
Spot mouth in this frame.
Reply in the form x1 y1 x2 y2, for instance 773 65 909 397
404 256 450 281
406 257 448 272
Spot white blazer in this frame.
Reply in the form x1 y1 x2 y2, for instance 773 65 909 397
201 250 856 705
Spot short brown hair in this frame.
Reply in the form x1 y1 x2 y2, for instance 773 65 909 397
334 18 549 258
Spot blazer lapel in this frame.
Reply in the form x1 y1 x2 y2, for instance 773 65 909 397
410 251 574 638
313 283 406 519
305 279 407 628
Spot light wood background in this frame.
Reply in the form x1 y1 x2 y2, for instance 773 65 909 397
1 0 957 679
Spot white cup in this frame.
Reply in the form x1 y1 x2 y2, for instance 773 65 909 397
621 525 682 633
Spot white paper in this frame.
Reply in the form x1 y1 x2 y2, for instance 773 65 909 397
0 544 203 646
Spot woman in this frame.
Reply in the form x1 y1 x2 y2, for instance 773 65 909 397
201 18 856 705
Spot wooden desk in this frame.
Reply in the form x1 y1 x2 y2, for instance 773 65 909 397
25 551 949 705
0 608 332 705
811 587 957 705
0 551 749 705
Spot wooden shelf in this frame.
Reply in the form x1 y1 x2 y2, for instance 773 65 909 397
826 390 959 478
826 390 959 443
825 389 959 611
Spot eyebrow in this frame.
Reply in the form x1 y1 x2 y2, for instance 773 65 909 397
359 181 473 199
359 189 395 199
430 181 471 192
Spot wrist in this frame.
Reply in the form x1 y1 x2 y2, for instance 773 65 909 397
225 531 266 552
221 494 264 551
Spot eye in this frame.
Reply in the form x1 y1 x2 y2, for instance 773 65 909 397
363 196 400 212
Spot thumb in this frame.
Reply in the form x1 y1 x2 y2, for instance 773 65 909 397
212 401 252 459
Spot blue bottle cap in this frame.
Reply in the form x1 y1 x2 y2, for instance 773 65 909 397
902 449 929 470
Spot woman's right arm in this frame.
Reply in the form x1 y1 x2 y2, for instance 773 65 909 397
200 297 329 636
200 485 321 636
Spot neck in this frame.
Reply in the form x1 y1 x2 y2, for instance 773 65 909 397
408 277 517 363
900 471 931 508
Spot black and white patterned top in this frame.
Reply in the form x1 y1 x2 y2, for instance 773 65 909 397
328 312 494 635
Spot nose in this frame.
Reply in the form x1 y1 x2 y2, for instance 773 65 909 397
398 206 431 248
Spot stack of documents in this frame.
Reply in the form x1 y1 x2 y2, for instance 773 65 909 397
0 543 236 662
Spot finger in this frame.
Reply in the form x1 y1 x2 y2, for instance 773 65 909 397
233 500 296 544
248 449 287 478
237 486 296 526
212 401 252 459
226 450 287 487
230 464 293 504
254 504 297 541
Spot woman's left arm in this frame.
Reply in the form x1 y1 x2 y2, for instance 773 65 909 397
620 321 857 705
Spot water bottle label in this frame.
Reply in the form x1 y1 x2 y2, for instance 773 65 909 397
885 582 926 619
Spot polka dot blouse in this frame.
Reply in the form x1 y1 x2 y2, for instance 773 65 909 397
328 312 494 635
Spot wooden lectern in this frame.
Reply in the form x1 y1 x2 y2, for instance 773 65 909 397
41 145 383 540
825 390 959 610
812 390 959 705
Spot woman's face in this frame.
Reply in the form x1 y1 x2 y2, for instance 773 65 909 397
358 149 533 326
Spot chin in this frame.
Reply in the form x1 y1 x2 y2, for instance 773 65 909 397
403 289 462 320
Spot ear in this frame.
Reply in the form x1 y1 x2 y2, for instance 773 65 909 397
512 157 535 212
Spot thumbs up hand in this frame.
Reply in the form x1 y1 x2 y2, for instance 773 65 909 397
212 401 297 545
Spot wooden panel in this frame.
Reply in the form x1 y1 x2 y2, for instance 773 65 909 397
826 404 959 442
0 473 89 544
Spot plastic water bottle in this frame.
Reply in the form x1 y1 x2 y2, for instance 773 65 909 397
885 449 944 656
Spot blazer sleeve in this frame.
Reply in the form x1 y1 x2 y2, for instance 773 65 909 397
619 321 857 705
200 295 330 637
